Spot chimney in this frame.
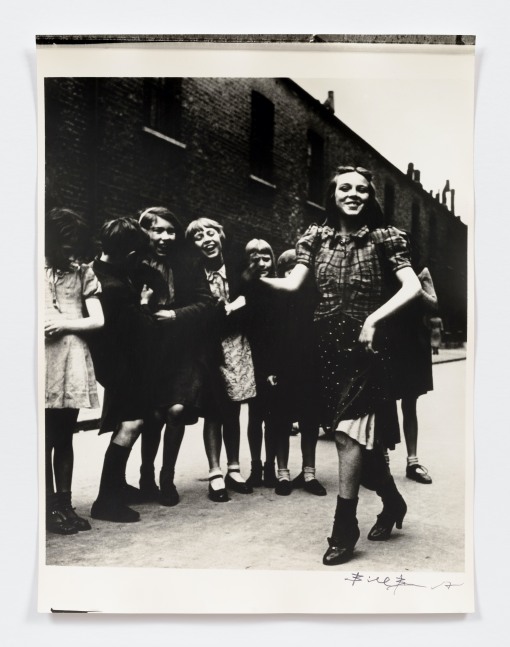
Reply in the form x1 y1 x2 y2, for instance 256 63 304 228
413 169 422 187
407 163 414 178
442 180 450 205
450 188 455 215
323 91 335 113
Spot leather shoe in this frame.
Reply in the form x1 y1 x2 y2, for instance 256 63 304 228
225 471 253 494
322 534 358 566
367 505 407 541
160 481 180 507
275 479 292 496
91 498 140 523
292 472 327 496
208 475 230 503
406 463 432 484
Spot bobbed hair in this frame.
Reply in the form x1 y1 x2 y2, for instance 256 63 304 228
276 248 297 278
324 165 385 230
138 206 185 242
185 217 226 244
245 238 277 277
99 217 150 259
45 207 91 270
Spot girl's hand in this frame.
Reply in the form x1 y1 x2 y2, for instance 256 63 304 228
45 319 67 338
140 284 153 306
358 317 378 353
155 309 176 321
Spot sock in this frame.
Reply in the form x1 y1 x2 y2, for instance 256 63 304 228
384 450 390 466
227 462 246 483
209 467 225 491
303 466 316 482
97 443 131 500
277 468 290 482
407 456 419 466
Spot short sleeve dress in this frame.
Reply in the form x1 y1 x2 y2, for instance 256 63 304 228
45 263 101 410
296 223 411 449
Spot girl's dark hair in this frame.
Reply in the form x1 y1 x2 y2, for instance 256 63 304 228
138 206 185 243
99 217 151 258
324 165 385 230
45 207 91 270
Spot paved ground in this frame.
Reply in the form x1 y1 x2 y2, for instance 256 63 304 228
45 359 467 572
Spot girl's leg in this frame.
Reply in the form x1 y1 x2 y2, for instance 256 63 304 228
274 411 291 496
50 409 79 493
139 409 164 497
401 396 432 484
363 445 407 541
159 405 186 506
45 410 56 496
246 399 264 487
203 415 230 502
91 419 143 523
223 401 251 493
293 410 327 496
323 431 362 566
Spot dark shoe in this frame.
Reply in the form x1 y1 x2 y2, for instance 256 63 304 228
46 495 79 535
208 474 230 503
368 492 407 541
263 462 277 488
406 463 432 484
139 476 161 502
225 471 253 494
60 492 91 531
322 496 359 566
160 478 180 507
121 482 143 504
323 533 359 566
90 498 140 523
246 462 263 488
275 479 292 496
292 472 327 496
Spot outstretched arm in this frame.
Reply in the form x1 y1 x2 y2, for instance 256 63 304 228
258 263 310 292
359 266 421 352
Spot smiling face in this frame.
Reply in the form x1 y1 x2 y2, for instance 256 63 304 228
147 215 176 257
334 171 370 218
192 227 223 261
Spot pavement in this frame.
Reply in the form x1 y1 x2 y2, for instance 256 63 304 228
45 359 467 572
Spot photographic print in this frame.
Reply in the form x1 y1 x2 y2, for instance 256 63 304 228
37 35 475 613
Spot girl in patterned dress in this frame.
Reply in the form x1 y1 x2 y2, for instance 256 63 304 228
249 166 422 565
186 218 256 502
44 208 104 534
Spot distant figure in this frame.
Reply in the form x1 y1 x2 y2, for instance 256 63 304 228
429 316 444 355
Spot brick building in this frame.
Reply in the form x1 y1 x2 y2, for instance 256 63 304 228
44 77 468 339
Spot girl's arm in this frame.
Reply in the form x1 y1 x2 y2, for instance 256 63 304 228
45 297 104 337
359 266 421 352
258 263 310 292
418 267 439 313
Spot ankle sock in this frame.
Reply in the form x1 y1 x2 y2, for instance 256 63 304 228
277 468 290 482
407 456 419 467
209 467 225 491
303 466 316 482
227 462 246 483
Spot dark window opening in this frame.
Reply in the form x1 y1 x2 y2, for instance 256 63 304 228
144 78 182 141
250 91 274 182
307 130 325 204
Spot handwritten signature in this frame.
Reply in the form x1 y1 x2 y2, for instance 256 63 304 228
344 573 464 595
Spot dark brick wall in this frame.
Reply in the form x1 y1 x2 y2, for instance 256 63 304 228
44 77 468 337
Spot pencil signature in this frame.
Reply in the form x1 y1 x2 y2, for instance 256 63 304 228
344 572 464 595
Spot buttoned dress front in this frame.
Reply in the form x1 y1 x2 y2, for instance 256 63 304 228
296 223 411 448
45 263 101 410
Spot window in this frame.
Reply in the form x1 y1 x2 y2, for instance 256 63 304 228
250 91 274 182
143 78 183 144
307 130 325 205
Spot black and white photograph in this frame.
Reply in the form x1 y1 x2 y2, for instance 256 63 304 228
36 35 474 614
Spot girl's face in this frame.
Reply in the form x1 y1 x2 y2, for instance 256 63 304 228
334 171 370 218
148 215 176 257
192 227 223 260
250 251 274 277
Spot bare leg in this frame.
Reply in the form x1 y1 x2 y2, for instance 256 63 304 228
334 431 362 499
161 405 186 476
222 401 242 465
203 417 223 471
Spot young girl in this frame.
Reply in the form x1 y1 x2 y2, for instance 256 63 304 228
185 218 256 502
45 207 104 534
244 239 292 495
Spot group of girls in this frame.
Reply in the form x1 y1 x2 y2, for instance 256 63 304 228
44 162 436 566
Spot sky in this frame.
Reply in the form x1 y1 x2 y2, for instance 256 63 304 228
295 75 473 223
